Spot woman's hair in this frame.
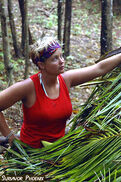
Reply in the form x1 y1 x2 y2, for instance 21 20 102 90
30 36 61 67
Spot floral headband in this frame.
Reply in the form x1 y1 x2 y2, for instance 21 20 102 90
35 42 61 63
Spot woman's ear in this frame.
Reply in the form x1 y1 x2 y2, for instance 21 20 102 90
37 62 45 70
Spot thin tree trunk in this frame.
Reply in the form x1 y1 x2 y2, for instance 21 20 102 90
100 0 113 56
18 0 33 54
18 0 25 53
28 27 33 45
57 0 63 42
63 0 72 57
114 0 121 14
0 0 13 85
24 0 29 79
7 0 21 58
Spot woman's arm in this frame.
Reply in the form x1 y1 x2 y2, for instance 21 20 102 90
0 78 34 144
63 53 121 89
0 79 33 111
0 112 15 145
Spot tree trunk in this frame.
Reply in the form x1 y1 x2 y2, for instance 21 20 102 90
113 0 121 14
0 0 13 85
18 0 33 54
57 0 63 42
7 0 21 58
100 0 113 56
18 0 25 53
28 27 33 45
24 0 29 79
63 0 72 57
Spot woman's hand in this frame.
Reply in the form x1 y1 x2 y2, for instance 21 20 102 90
8 134 19 146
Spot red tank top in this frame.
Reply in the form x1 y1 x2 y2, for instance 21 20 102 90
20 73 72 148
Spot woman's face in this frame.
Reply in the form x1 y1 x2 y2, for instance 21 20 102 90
43 48 65 75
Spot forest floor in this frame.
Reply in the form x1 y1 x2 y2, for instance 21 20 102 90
0 0 121 139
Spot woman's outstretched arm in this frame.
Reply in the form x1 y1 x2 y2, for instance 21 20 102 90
63 53 121 89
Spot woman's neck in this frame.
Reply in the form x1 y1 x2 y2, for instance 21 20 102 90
39 73 60 99
41 73 59 87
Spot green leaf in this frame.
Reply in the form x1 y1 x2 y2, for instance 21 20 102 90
41 140 53 147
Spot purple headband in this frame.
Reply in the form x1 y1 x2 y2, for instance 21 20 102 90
35 42 61 63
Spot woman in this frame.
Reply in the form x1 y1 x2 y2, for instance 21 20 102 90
0 37 121 148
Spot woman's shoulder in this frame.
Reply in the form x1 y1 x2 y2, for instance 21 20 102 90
20 77 34 89
21 72 40 90
9 77 35 100
13 78 35 98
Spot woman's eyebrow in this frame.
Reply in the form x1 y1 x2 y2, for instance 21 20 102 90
54 54 58 58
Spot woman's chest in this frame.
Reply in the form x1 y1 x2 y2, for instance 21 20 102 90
26 93 72 125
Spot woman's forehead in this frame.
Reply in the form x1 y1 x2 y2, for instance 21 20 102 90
52 48 62 56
